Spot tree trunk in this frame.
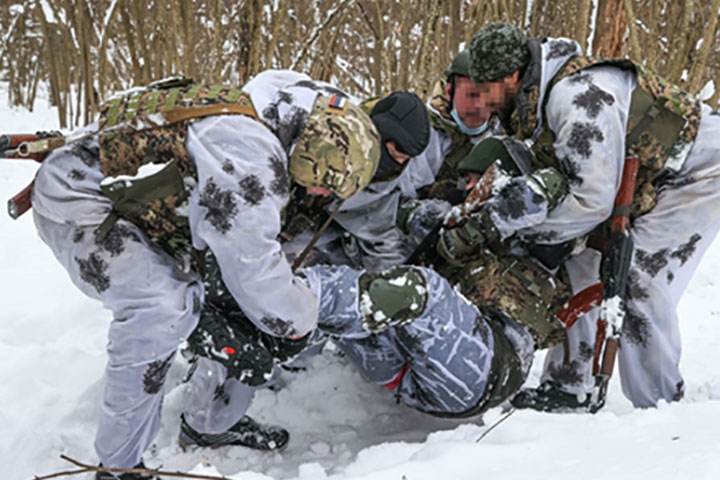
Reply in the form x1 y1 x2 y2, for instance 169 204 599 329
688 0 720 94
623 0 641 62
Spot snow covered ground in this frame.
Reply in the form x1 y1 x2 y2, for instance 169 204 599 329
2 96 720 480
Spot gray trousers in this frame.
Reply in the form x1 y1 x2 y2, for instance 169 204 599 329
303 265 535 416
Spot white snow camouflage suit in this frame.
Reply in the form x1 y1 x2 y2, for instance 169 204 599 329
479 37 720 408
30 70 359 468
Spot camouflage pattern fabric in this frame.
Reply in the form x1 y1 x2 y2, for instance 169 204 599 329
187 250 312 385
98 80 259 264
508 83 541 141
453 249 571 349
539 56 702 218
469 22 530 84
278 186 332 244
289 94 380 200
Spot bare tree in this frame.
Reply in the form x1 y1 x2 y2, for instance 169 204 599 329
2 0 719 128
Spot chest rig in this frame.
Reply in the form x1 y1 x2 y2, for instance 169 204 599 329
517 56 702 219
96 78 260 267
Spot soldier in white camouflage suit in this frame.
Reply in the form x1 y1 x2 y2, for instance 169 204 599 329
30 71 380 478
441 22 720 411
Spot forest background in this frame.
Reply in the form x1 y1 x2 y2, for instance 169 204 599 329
2 0 719 129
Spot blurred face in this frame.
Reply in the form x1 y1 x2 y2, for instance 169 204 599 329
306 186 332 197
446 76 489 129
448 72 521 126
386 140 411 164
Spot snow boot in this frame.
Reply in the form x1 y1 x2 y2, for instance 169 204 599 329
95 462 158 480
179 414 289 451
510 381 592 412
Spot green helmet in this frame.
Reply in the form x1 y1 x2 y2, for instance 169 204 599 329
444 49 471 79
289 95 381 199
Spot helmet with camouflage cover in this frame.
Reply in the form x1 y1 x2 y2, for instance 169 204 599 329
444 49 471 79
289 95 380 199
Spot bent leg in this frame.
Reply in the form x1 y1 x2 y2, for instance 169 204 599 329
32 143 202 468
619 105 720 407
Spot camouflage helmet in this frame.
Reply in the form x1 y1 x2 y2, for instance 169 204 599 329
444 49 471 79
469 22 529 84
289 95 380 199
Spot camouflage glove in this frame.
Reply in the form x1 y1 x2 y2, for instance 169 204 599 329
436 210 498 265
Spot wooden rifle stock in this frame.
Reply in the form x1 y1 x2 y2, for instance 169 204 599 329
2 133 60 219
8 181 34 220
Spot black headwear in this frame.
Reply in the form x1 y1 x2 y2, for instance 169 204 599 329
370 91 430 182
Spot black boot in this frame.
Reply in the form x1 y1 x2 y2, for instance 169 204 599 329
179 414 289 451
511 381 591 412
95 462 158 480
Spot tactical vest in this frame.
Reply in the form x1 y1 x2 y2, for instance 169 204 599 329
446 249 571 350
523 56 702 219
96 78 260 267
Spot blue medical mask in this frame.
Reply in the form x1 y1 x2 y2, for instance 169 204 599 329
450 108 489 136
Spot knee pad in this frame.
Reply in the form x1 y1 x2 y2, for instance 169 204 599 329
358 266 428 333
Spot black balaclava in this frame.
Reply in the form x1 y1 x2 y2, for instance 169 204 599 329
370 91 430 182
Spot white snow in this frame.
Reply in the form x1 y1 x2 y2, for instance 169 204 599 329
2 93 720 480
698 80 716 102
100 161 170 187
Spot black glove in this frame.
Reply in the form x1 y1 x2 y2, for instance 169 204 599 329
186 307 275 386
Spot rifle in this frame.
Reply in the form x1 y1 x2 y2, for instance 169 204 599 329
589 156 639 412
406 162 502 266
555 156 639 412
2 132 68 219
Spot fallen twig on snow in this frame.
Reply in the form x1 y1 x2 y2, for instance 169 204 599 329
475 408 516 443
33 454 232 480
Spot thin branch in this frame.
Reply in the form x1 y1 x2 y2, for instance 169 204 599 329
34 467 90 480
290 0 354 70
34 455 232 480
475 408 516 443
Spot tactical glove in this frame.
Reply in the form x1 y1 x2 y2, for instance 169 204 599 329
436 210 498 265
406 198 452 247
186 308 276 386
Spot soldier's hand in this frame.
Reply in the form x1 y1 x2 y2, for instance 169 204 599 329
436 216 486 265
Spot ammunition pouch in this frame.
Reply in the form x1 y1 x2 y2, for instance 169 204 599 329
456 249 570 349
